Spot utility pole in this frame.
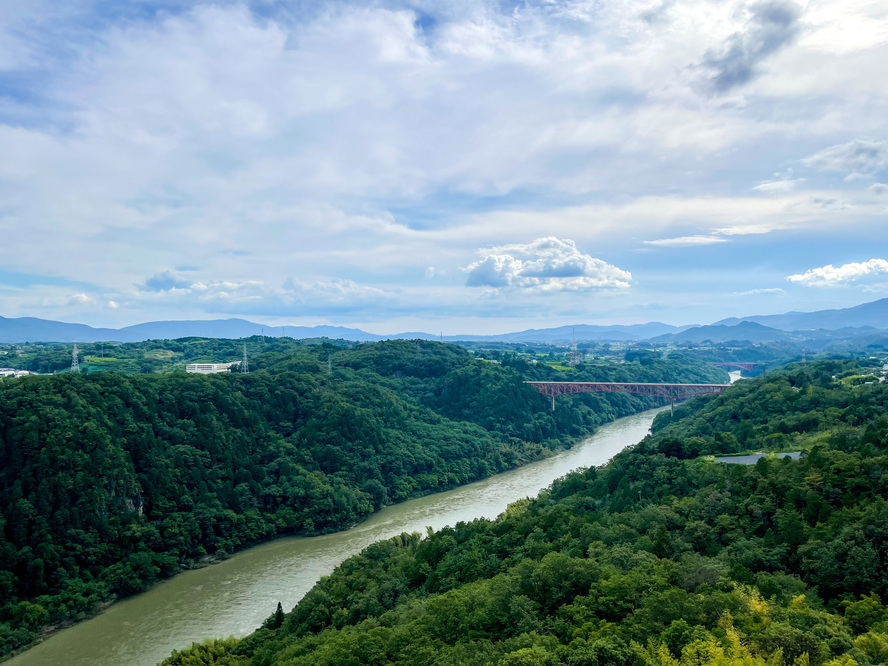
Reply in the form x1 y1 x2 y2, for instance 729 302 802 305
71 344 80 373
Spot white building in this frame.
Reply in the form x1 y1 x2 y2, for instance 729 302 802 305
186 363 236 374
0 368 31 378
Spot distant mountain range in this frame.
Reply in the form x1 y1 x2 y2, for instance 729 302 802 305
0 297 885 344
0 317 689 344
0 317 384 344
649 321 887 346
714 297 888 331
440 322 691 343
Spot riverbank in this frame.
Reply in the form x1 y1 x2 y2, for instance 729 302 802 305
0 436 576 664
3 397 670 663
8 407 666 666
1 422 596 664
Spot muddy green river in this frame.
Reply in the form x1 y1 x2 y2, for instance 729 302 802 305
9 407 665 666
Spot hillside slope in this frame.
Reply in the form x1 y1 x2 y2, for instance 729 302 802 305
168 360 888 666
0 341 723 659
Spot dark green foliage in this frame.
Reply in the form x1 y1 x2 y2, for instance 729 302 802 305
0 339 721 658
262 603 285 631
164 361 888 665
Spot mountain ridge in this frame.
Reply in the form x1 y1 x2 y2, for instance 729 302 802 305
714 296 888 330
1 296 886 344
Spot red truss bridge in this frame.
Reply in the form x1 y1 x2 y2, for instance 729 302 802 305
525 381 730 411
708 361 764 372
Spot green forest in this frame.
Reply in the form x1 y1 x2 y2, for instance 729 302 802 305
163 359 888 666
1 336 337 375
0 339 722 658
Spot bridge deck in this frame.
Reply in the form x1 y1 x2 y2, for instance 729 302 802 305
525 381 730 388
524 381 730 410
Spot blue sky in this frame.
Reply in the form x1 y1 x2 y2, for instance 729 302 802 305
0 0 886 333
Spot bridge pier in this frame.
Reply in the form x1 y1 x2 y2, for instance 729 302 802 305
551 393 555 412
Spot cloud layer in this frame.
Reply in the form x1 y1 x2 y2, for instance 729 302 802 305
803 139 888 176
0 0 886 328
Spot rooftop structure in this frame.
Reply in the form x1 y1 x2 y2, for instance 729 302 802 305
185 363 235 375
0 369 32 378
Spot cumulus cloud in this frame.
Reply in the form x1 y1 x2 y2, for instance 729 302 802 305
702 0 802 92
802 139 888 175
787 259 888 286
465 237 631 291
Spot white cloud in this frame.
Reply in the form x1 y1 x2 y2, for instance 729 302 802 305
36 292 97 308
139 271 194 292
714 223 786 235
732 287 786 296
128 271 398 316
644 235 727 247
753 178 805 193
68 292 95 305
802 138 888 174
465 237 630 291
281 277 388 304
787 258 888 286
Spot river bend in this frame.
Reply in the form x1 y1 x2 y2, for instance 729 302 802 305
9 407 665 666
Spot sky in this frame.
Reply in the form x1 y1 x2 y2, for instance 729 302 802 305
0 0 886 334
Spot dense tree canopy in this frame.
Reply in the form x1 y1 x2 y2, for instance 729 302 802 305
0 339 722 658
163 360 888 666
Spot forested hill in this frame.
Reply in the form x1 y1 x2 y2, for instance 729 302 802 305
0 340 723 658
165 359 888 666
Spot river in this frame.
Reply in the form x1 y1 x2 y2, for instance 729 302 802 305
9 407 666 666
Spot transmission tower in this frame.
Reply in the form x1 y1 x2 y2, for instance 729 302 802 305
569 328 581 367
241 343 249 373
71 344 80 373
